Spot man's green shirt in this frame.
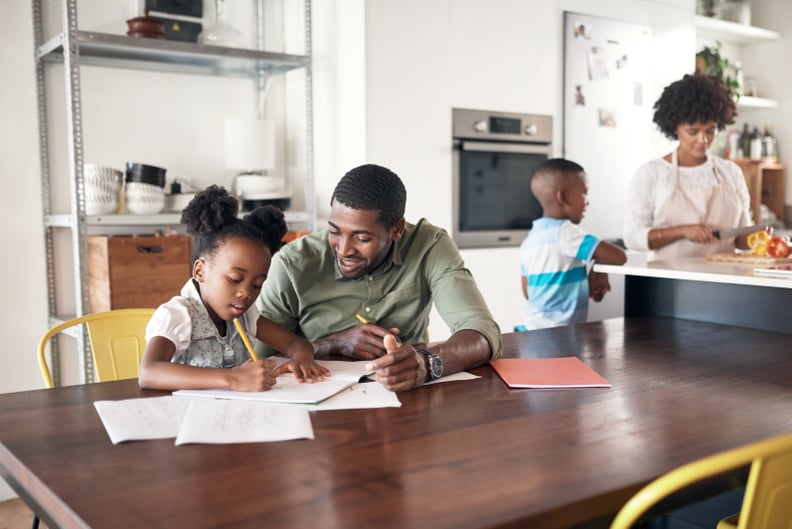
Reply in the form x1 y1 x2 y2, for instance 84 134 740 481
256 219 502 358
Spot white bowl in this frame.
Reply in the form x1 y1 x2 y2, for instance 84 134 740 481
84 164 123 190
86 193 119 215
233 174 286 198
125 182 165 215
163 192 196 213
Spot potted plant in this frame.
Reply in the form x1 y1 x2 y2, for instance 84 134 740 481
696 41 742 98
697 0 720 17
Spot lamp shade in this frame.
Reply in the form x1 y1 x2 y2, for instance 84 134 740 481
224 119 275 171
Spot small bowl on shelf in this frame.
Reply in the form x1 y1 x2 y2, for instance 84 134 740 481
84 164 122 215
126 16 166 39
125 181 165 215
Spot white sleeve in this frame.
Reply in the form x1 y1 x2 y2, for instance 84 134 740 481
622 162 658 251
145 298 193 351
720 158 752 226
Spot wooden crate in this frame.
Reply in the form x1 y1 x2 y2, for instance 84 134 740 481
88 234 191 312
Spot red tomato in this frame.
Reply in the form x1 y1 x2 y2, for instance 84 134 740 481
766 235 791 258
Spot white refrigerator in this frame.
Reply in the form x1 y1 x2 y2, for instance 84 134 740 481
563 11 653 240
563 12 653 320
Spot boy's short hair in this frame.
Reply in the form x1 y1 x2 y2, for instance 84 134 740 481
533 158 585 178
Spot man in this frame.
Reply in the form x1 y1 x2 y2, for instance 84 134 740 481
257 163 502 391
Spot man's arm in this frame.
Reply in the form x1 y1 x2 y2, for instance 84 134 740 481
366 230 502 391
426 231 503 363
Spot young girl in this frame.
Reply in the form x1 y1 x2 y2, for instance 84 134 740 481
139 185 329 391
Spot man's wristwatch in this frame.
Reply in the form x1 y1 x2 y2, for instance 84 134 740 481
416 348 443 382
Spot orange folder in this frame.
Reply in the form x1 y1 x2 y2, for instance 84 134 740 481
491 357 611 389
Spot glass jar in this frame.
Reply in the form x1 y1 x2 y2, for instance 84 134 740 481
199 0 246 48
720 0 751 25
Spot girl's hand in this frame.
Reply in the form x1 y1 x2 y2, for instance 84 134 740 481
228 359 277 392
276 354 331 383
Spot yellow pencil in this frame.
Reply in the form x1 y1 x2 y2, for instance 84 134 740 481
233 318 259 361
356 313 369 324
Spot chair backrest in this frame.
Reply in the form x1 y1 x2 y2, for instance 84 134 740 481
610 432 792 529
38 308 155 387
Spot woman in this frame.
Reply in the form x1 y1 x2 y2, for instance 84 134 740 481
623 74 752 261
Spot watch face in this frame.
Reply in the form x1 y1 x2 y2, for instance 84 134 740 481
429 356 443 379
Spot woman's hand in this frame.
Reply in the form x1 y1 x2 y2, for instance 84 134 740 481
651 224 716 249
680 224 716 244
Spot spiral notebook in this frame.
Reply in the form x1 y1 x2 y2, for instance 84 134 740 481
491 357 611 389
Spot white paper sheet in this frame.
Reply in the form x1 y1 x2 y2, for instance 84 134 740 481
174 360 374 404
426 371 481 385
175 399 314 445
94 396 193 444
311 381 401 411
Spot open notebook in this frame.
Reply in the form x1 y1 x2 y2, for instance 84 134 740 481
491 357 611 389
174 360 374 405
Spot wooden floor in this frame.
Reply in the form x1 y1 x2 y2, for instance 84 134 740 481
0 498 39 529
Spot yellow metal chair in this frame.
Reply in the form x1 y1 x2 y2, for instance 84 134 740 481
38 308 155 387
610 432 792 529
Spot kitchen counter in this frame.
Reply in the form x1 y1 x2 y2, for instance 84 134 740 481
594 256 792 289
593 254 792 334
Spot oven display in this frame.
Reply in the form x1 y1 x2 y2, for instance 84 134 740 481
489 116 521 135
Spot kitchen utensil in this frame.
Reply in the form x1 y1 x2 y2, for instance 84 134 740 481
713 223 771 240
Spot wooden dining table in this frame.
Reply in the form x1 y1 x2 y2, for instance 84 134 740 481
2 317 792 529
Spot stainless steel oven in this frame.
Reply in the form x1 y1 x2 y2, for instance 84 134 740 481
452 108 553 249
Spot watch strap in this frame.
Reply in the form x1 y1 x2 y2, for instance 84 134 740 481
415 348 441 381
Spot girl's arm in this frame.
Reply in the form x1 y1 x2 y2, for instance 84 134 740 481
138 335 276 392
257 317 330 382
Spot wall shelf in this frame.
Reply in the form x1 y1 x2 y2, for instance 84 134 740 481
694 15 779 45
738 96 779 109
38 31 310 78
44 210 312 228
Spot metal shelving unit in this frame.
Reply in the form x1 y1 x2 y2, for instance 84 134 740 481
32 0 314 385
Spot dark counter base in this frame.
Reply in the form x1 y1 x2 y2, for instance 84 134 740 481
625 275 792 334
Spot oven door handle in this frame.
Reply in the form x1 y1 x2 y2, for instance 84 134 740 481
458 141 550 154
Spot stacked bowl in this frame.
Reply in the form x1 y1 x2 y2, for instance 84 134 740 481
84 164 123 215
125 163 166 214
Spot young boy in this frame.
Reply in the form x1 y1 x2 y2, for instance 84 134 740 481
519 158 627 330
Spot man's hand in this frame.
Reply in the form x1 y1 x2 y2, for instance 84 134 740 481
313 323 401 360
365 334 427 392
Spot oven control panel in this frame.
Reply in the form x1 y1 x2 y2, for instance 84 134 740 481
453 108 552 144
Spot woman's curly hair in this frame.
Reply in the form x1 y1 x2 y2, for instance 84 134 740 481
181 184 286 261
652 73 737 140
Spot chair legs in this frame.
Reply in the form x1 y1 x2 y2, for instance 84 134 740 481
32 514 40 529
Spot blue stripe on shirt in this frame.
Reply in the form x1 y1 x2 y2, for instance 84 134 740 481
527 265 587 287
576 234 599 261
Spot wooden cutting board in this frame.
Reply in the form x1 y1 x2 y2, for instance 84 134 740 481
705 252 792 265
